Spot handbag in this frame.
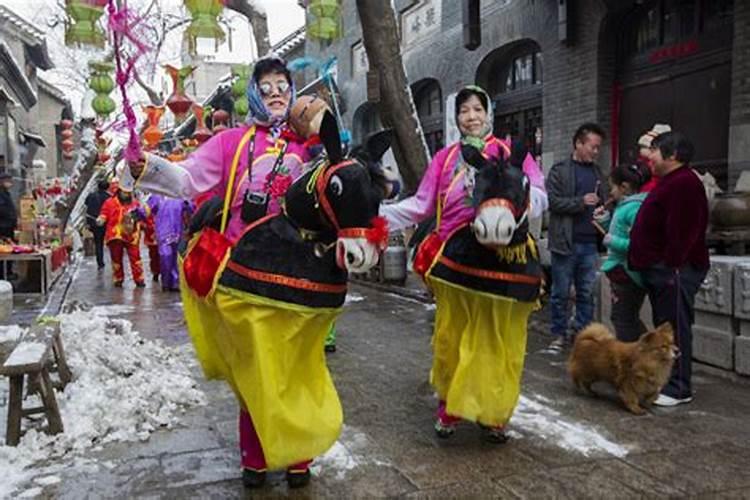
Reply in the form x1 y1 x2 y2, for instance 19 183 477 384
182 126 255 297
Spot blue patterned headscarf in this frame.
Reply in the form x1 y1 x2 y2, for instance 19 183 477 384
246 55 297 135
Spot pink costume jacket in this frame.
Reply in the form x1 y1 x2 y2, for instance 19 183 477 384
381 136 548 238
124 126 309 242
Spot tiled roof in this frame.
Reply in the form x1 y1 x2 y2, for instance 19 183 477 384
0 4 45 45
38 77 69 104
0 40 37 110
272 26 306 58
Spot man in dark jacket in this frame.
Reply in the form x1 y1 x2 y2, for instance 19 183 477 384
629 132 708 407
545 123 609 352
85 179 111 269
0 172 18 280
0 173 16 241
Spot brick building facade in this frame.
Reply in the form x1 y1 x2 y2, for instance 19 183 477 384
304 0 748 190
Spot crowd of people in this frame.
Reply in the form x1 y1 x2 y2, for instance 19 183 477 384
84 178 192 290
70 53 711 490
546 122 709 408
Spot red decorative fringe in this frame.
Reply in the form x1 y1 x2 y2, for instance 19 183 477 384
367 216 389 250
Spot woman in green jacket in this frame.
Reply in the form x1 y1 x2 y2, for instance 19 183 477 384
593 163 652 342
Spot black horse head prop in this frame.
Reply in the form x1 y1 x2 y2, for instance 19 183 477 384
284 111 392 272
461 144 531 248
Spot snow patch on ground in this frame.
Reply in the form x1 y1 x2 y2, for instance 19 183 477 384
0 325 23 344
344 293 365 304
0 306 206 498
513 394 630 458
312 425 390 480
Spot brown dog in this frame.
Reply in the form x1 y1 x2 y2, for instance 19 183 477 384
568 322 677 415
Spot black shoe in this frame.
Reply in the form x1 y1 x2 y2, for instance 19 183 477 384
479 424 509 444
324 344 336 353
135 281 146 288
434 419 456 439
286 469 311 489
97 264 105 269
152 275 159 282
242 468 266 489
113 281 123 288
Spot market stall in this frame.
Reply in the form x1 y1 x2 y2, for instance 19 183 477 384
0 179 73 295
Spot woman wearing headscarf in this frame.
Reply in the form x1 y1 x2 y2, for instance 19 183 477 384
125 56 318 489
381 85 547 443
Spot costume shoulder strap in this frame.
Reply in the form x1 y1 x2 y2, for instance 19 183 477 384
220 126 256 234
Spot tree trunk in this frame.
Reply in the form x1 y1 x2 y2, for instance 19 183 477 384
355 0 430 193
225 0 271 56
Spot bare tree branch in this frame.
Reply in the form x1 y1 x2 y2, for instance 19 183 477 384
132 69 163 106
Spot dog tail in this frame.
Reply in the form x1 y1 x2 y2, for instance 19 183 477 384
574 323 614 345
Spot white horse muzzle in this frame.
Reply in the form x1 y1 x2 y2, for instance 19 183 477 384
472 205 518 247
336 237 380 273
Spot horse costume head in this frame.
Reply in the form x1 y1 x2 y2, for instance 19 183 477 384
284 111 392 273
462 144 531 249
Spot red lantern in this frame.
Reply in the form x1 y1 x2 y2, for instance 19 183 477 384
192 105 213 144
164 65 195 122
212 108 230 133
142 105 165 149
61 128 74 140
62 138 74 153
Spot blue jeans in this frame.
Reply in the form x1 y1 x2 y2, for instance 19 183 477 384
550 243 599 338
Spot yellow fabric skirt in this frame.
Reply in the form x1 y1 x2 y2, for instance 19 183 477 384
428 276 537 427
181 271 343 469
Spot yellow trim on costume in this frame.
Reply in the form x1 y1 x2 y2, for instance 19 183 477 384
215 284 343 315
222 126 256 234
134 154 150 189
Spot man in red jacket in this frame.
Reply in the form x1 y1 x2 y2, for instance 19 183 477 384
628 132 709 407
97 187 146 288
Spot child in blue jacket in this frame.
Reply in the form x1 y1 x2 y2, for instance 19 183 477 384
594 163 652 342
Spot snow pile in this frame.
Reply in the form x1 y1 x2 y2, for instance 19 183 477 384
512 394 630 458
0 306 206 497
0 325 23 344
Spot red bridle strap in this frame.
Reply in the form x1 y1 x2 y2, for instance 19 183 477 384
478 197 529 220
315 159 356 231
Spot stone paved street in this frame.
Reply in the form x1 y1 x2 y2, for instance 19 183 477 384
21 252 750 499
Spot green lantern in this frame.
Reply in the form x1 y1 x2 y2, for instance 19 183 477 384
184 0 226 54
231 64 251 119
88 61 116 118
65 0 107 48
307 0 342 40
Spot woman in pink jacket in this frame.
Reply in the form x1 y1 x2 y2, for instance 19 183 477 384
381 85 547 442
126 57 316 489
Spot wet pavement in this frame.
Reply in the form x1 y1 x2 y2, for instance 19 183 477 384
23 250 750 498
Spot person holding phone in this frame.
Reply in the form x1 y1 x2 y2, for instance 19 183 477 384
545 123 609 353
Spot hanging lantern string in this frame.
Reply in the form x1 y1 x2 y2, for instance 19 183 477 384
106 0 153 163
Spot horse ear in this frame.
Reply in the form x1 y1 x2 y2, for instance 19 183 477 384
461 144 489 170
320 110 343 164
365 129 393 162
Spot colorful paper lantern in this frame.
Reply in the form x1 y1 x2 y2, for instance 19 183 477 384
88 61 116 118
142 105 165 149
65 0 107 48
192 104 213 144
183 0 226 54
212 108 230 133
307 0 342 40
231 64 251 118
164 64 196 122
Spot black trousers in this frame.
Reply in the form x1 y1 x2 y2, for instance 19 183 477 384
643 264 707 399
609 275 648 343
91 226 106 267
